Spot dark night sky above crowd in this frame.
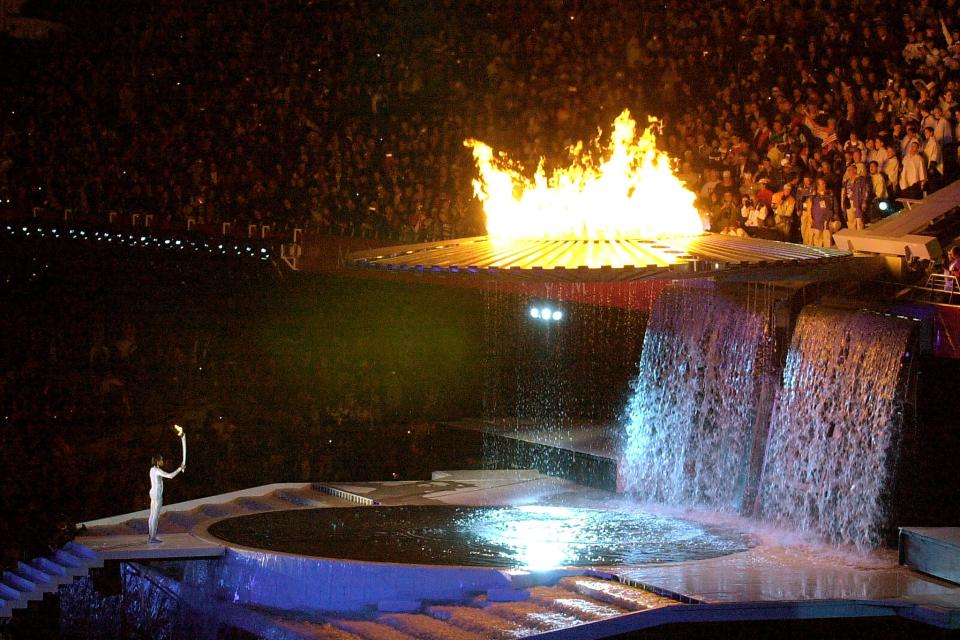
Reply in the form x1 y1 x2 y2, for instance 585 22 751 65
0 0 959 243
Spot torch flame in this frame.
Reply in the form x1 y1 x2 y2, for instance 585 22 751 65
465 110 703 241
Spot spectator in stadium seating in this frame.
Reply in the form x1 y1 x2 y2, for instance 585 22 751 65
900 139 929 199
923 125 945 182
772 182 797 241
809 177 840 248
867 160 890 219
881 140 902 190
0 0 958 246
714 190 743 236
841 164 870 231
949 245 960 284
740 194 768 235
795 173 816 246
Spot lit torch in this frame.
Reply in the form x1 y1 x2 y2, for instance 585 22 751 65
173 424 186 472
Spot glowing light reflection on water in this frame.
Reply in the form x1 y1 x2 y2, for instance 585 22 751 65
209 505 751 569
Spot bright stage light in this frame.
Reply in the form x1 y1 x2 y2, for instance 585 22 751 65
529 305 564 322
878 200 890 212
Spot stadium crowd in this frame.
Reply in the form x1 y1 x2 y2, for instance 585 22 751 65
0 0 959 247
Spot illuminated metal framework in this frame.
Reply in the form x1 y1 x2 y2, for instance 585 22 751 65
348 234 851 282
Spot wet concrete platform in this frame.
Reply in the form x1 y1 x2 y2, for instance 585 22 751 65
75 533 225 561
446 419 622 492
900 527 960 585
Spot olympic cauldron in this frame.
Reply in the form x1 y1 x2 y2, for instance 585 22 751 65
347 233 852 283
349 110 851 282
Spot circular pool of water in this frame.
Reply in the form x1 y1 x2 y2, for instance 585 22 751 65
207 505 751 568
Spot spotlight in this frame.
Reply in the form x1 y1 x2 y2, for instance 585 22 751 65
875 198 903 216
530 307 541 319
541 307 552 319
551 310 563 321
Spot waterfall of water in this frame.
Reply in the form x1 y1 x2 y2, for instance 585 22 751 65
758 305 915 550
622 285 768 509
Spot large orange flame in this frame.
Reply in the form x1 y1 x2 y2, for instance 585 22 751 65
465 110 703 241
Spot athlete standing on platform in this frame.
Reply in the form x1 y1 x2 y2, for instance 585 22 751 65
147 425 186 543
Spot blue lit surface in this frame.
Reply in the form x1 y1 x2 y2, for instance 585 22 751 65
208 505 750 568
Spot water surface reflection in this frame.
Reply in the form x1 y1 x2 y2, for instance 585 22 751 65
209 505 751 568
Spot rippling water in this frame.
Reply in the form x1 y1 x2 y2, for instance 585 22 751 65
208 505 751 568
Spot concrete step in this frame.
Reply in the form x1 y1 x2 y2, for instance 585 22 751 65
16 561 51 584
332 618 419 640
50 551 94 578
301 485 350 501
273 618 366 639
426 604 530 638
559 576 680 611
53 549 84 569
65 541 99 561
123 519 148 534
1 571 42 603
233 495 288 513
310 624 366 640
478 599 588 633
160 510 199 531
900 527 960 585
11 564 60 599
232 497 274 512
195 503 234 519
0 543 102 622
55 544 102 570
18 561 72 592
81 524 128 537
527 585 627 621
0 581 22 601
378 612 488 640
2 571 35 593
33 557 67 577
1 596 16 620
273 488 325 508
